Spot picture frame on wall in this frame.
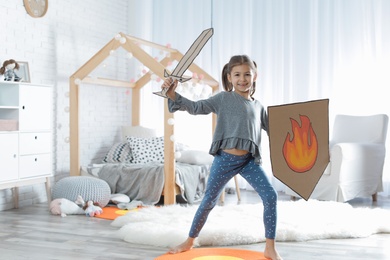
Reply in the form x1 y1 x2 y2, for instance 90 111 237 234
17 61 31 83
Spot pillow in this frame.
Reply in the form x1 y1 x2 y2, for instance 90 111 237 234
176 150 214 165
121 126 156 141
175 142 190 152
127 136 164 164
110 193 130 204
102 142 133 163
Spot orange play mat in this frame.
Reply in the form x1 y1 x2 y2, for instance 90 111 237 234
155 248 266 260
94 206 138 220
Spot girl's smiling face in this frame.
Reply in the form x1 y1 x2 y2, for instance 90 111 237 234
227 64 257 99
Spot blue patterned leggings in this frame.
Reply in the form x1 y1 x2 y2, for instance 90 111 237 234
189 150 278 239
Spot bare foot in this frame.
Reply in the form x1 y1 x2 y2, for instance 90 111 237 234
264 238 283 260
168 237 195 254
264 247 283 260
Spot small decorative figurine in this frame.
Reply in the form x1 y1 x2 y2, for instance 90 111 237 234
0 59 22 81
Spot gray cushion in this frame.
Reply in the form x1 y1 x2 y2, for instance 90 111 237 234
52 176 111 207
102 141 133 163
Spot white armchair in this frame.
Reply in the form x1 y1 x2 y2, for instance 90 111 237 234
285 114 388 202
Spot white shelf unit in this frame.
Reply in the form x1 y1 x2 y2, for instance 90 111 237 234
0 82 52 208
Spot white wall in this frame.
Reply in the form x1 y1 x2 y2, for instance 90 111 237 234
0 1 131 210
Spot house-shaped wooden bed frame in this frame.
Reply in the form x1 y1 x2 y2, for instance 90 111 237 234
69 32 218 205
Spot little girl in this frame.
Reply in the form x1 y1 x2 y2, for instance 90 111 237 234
161 55 282 260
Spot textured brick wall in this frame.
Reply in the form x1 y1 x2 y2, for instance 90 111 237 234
0 1 131 210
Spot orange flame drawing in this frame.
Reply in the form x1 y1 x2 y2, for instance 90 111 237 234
283 115 318 173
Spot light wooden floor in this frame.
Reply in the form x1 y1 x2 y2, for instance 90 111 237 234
0 190 389 260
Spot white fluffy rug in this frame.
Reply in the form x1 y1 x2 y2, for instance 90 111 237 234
111 200 390 248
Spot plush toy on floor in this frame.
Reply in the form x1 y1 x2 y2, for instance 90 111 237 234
50 195 103 217
49 195 85 217
0 59 22 82
83 200 103 217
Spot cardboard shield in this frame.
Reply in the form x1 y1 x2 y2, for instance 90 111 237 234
268 99 329 200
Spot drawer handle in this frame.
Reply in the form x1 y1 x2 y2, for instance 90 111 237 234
35 158 38 162
35 136 38 140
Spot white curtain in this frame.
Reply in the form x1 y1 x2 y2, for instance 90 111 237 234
129 0 390 196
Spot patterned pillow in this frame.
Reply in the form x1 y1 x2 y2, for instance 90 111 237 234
127 136 164 164
102 141 133 163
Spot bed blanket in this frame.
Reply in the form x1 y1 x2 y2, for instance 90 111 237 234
96 162 208 205
175 163 208 204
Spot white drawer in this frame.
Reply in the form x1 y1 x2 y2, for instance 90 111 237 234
19 154 52 179
0 133 19 182
19 132 52 155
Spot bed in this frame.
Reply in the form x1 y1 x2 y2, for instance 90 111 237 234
80 126 213 205
69 32 219 205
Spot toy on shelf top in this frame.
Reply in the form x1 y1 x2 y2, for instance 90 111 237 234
0 59 22 82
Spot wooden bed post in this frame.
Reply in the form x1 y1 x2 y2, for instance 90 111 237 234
69 79 80 176
132 88 141 126
69 36 122 176
164 103 176 205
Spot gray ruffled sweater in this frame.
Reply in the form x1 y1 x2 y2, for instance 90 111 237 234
168 91 269 165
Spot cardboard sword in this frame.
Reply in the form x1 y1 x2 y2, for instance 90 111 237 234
153 28 214 98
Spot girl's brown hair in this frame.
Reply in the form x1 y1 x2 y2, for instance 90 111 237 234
221 55 257 98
